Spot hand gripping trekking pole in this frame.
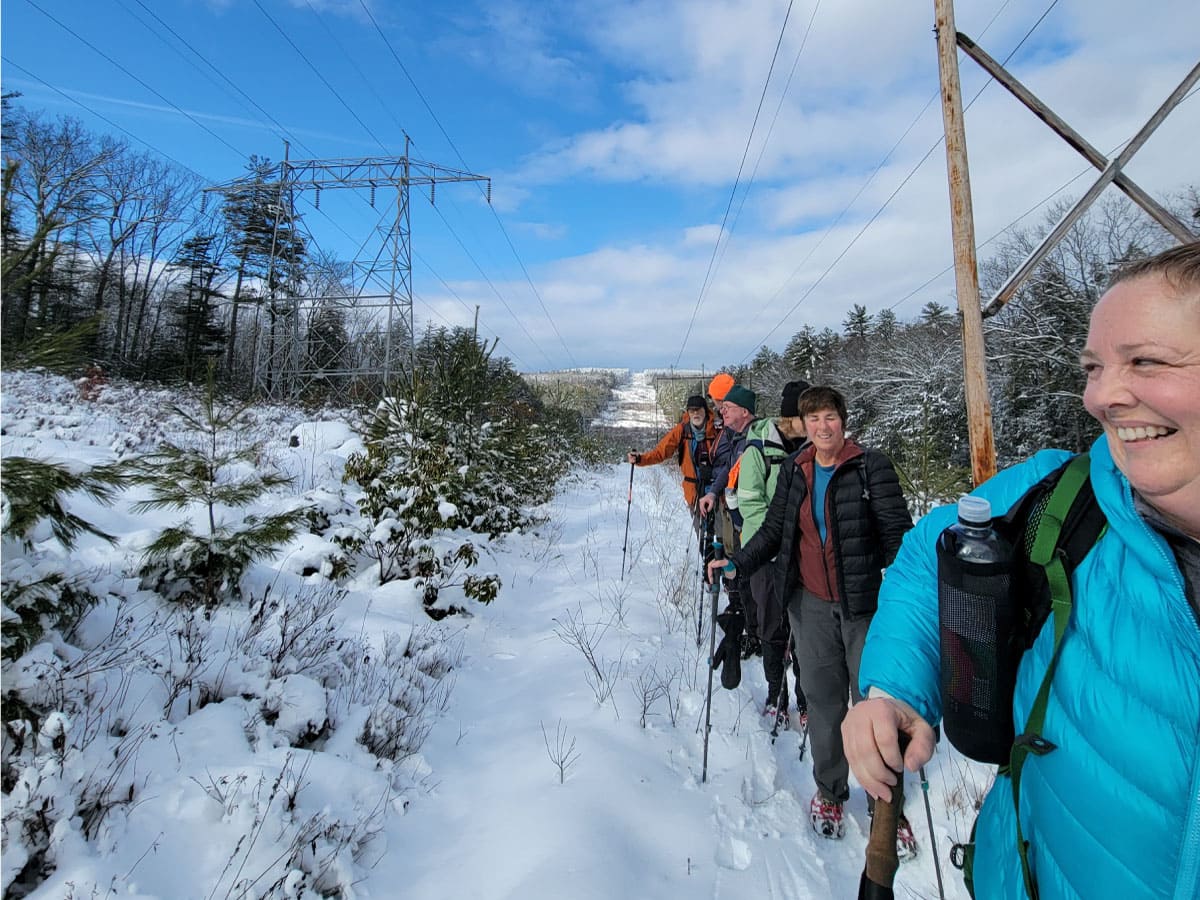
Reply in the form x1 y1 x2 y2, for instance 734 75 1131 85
620 450 635 580
858 734 910 900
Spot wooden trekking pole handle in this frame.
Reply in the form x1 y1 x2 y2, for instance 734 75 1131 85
860 734 910 896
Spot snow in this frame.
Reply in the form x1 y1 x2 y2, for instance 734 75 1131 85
591 370 667 431
0 369 987 899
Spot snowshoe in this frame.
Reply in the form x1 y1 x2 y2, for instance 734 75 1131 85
896 814 919 862
809 793 845 839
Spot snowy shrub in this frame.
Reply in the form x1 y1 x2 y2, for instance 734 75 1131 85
193 753 390 900
335 626 462 763
127 381 309 607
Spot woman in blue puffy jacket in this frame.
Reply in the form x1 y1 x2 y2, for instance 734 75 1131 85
843 241 1200 900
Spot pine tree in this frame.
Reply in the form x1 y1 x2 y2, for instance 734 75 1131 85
128 370 306 607
169 234 227 383
220 156 307 383
0 456 125 659
341 327 581 615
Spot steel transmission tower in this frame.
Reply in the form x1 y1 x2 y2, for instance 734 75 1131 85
205 138 490 400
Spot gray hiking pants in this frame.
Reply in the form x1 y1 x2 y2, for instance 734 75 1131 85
787 588 871 803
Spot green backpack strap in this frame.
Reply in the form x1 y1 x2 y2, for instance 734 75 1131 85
1007 452 1101 899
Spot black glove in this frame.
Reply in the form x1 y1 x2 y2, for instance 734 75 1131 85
712 607 745 690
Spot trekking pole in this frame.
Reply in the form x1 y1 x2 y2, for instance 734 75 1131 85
858 733 910 900
919 766 947 900
620 450 635 580
701 538 721 783
694 507 713 648
769 644 790 742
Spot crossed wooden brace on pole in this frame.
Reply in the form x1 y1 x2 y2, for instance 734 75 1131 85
955 33 1200 318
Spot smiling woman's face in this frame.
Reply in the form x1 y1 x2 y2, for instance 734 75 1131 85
1081 273 1200 535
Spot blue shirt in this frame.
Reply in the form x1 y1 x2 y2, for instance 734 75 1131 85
813 462 836 543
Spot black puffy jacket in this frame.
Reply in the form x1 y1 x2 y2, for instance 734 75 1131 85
731 439 912 619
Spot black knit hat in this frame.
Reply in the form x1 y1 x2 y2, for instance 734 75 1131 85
780 380 811 417
685 395 707 411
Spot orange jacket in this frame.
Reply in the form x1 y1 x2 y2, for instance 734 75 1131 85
636 413 719 508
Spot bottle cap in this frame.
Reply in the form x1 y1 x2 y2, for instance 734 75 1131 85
957 494 992 525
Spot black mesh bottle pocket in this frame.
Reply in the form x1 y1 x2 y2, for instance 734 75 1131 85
937 532 1021 764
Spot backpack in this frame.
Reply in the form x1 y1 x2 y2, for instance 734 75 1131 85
679 420 715 491
948 453 1108 899
726 431 787 492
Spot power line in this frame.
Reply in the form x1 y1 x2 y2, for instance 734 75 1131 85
426 202 558 369
250 0 392 155
2 56 211 181
708 0 823 293
120 0 320 160
673 0 798 368
740 0 1063 359
355 0 578 369
735 0 1017 360
300 0 411 146
18 0 247 160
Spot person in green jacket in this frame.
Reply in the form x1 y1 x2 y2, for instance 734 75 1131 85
736 380 810 721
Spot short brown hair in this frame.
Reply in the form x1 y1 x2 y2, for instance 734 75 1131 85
798 385 847 425
1109 241 1200 295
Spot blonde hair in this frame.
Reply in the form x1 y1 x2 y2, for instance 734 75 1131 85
1110 241 1200 296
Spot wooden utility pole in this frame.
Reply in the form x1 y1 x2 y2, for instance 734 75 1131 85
934 0 996 485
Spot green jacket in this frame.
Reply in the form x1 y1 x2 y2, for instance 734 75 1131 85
735 418 791 544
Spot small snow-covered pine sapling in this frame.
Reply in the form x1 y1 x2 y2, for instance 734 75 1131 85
127 367 307 607
0 456 127 659
540 719 580 785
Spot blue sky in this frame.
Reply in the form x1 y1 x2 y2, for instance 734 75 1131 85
3 0 1198 372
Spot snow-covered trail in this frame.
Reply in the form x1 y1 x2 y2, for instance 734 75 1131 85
364 372 969 899
0 370 974 900
590 370 665 432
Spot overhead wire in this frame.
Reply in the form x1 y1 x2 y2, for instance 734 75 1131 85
741 0 1065 358
2 56 209 180
708 0 824 301
116 0 319 159
356 0 578 369
672 0 798 369
301 0 412 143
119 0 515 360
249 0 393 155
734 0 1015 357
426 202 558 369
17 0 248 160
